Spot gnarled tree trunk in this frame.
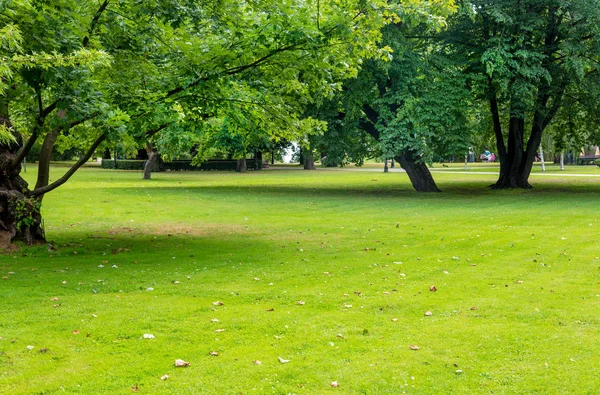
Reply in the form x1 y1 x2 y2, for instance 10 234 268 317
0 113 45 248
143 142 162 180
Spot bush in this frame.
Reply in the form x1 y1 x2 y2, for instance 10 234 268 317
100 160 145 170
100 159 260 171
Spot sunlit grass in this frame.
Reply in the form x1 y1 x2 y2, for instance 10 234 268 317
1 166 599 393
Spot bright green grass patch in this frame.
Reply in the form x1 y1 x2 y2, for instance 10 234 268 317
1 167 600 394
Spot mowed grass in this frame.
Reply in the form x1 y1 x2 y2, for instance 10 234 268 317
1 166 600 394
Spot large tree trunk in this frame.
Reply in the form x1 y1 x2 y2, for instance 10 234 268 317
143 142 162 180
236 157 247 173
492 113 544 189
396 150 440 192
302 148 315 170
0 111 45 248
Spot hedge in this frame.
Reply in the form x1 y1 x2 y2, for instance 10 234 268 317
100 159 260 171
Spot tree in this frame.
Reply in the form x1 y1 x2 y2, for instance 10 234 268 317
312 1 465 192
444 0 600 188
1 0 391 247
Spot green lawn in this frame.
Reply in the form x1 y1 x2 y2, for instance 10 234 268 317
2 166 600 394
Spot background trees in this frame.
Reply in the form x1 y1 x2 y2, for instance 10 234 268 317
0 0 392 245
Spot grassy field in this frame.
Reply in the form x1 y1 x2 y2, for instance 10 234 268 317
1 165 600 394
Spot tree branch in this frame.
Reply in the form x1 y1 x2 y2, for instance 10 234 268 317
83 0 110 48
30 133 106 197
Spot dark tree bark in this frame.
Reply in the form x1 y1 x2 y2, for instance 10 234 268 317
357 106 440 192
143 142 162 180
255 151 263 170
302 148 315 170
0 107 45 248
236 157 247 172
396 150 441 192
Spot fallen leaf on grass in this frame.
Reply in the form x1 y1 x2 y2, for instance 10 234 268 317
409 345 420 350
211 318 219 322
429 286 437 292
278 357 290 363
73 330 80 335
297 301 305 305
209 351 220 356
50 297 59 301
26 345 34 350
213 301 224 306
391 318 398 322
131 384 139 392
215 329 225 333
470 306 478 310
38 348 48 353
331 381 339 388
174 359 190 367
424 311 433 316
61 281 67 285
161 375 169 381
142 334 155 339
265 308 274 312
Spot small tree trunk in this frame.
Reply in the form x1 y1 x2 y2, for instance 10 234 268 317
539 144 546 172
302 148 315 170
271 149 275 165
560 152 564 171
143 142 161 180
396 150 440 192
383 159 389 173
390 159 395 168
236 158 247 172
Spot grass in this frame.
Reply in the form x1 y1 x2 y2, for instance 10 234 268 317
1 165 600 394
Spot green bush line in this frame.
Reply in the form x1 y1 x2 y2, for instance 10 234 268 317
100 159 260 171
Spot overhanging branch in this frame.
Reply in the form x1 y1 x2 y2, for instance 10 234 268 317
30 133 106 197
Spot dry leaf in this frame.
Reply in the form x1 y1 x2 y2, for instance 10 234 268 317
160 374 169 381
38 348 48 353
213 301 224 306
142 334 155 339
331 381 339 388
391 318 398 322
174 359 190 367
73 330 80 335
26 345 34 350
470 306 478 310
50 297 59 301
409 345 420 350
253 360 262 365
211 318 219 322
297 301 305 305
61 281 67 285
131 384 139 392
209 351 220 356
424 311 433 316
278 356 290 363
265 308 274 312
429 286 437 292
215 329 225 333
